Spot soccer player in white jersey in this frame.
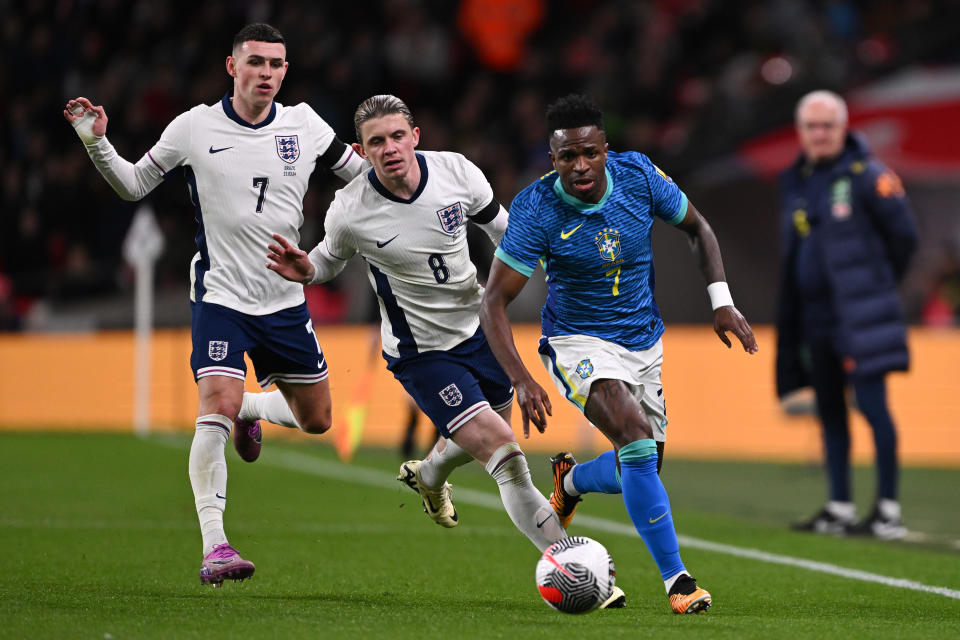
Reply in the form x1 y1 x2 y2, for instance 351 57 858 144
264 94 608 578
62 23 366 587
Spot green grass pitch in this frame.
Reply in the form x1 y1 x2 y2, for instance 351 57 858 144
1 431 958 639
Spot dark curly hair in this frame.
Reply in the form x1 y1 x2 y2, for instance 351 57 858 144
546 94 605 132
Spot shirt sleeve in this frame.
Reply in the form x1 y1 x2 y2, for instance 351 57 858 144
494 188 547 278
640 153 688 226
144 111 191 176
320 190 359 262
304 104 367 182
459 155 495 214
81 110 190 201
306 105 336 159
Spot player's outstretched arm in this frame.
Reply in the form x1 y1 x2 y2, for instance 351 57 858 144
480 258 553 438
266 234 316 284
64 96 165 202
675 202 758 354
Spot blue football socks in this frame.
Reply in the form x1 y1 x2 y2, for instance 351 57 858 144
618 439 685 580
569 449 622 494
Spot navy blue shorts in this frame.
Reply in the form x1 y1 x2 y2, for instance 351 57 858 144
387 328 514 438
190 301 328 388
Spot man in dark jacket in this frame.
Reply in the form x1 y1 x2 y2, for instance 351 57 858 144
776 90 917 540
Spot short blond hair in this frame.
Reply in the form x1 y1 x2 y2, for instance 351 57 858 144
353 95 415 143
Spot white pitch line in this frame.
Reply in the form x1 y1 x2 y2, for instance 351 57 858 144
153 438 960 600
570 514 960 600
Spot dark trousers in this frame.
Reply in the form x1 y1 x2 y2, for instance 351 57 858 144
808 341 899 502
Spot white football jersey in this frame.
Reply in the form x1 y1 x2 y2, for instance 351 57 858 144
322 151 494 358
142 95 360 314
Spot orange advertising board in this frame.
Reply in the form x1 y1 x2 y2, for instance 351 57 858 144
0 326 956 465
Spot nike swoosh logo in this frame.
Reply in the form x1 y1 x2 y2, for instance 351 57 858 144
536 515 552 528
209 145 234 154
376 234 399 248
649 512 667 524
560 222 584 239
216 493 226 500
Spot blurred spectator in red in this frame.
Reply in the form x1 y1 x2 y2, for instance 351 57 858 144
458 0 544 71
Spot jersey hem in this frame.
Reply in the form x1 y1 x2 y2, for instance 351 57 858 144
197 292 307 317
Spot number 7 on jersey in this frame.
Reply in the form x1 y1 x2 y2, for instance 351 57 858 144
253 177 270 213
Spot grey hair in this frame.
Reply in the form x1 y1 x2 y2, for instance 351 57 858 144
353 94 415 143
795 90 848 124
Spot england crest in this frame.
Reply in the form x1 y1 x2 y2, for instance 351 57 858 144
439 383 463 407
436 202 464 234
208 340 229 361
594 228 621 262
275 135 300 164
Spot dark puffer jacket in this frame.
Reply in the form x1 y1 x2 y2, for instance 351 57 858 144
775 133 918 397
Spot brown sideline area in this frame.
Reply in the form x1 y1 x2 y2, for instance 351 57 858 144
0 326 956 466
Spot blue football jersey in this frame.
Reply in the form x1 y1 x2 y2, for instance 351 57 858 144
496 151 687 350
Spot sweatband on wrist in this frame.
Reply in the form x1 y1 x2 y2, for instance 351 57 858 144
71 110 102 145
707 281 734 310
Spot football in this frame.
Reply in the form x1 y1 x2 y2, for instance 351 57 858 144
535 536 615 614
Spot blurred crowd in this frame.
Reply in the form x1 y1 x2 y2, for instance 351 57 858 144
2 0 959 330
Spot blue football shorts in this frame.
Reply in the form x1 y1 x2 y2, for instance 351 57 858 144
190 301 328 388
387 328 514 438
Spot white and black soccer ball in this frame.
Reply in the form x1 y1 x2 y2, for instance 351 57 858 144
535 536 615 614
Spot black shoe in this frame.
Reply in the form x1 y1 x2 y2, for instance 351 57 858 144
847 503 906 540
791 504 856 535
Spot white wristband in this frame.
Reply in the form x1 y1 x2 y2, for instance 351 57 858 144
707 281 734 310
71 109 102 145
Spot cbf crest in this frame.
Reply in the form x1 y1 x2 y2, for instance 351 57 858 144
830 177 851 219
575 358 594 379
439 383 463 407
436 202 464 234
275 135 300 164
594 228 621 262
208 340 229 361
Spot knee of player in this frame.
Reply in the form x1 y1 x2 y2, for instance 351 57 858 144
609 418 653 447
484 441 529 479
300 410 332 434
203 400 241 422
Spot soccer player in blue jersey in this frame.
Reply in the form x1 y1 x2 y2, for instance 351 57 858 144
480 94 758 614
